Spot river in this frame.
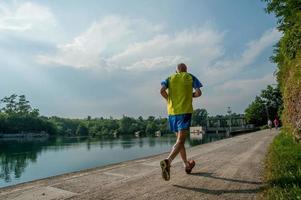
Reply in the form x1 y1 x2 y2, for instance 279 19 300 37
0 133 225 188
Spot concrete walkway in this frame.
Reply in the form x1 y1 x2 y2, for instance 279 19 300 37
0 129 278 200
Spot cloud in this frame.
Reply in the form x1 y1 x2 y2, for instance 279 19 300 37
0 1 56 32
122 55 185 71
110 28 224 71
37 16 280 79
215 73 276 94
37 16 224 71
37 15 165 69
32 14 280 117
203 28 281 85
201 73 276 114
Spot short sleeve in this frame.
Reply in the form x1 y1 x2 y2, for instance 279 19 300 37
161 78 168 88
190 74 203 89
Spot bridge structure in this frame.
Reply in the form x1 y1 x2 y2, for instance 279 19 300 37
190 115 256 138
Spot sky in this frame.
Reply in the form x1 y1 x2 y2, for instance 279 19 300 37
0 0 281 118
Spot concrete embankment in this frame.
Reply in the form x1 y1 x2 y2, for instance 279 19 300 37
0 129 278 200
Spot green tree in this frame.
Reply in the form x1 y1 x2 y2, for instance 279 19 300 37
0 94 39 117
245 96 267 126
0 94 18 114
76 123 89 135
245 85 283 126
157 118 169 134
145 122 158 135
192 108 208 126
118 115 138 134
263 0 301 60
263 0 301 31
261 85 283 117
0 94 56 134
147 116 155 122
0 112 7 133
16 95 31 115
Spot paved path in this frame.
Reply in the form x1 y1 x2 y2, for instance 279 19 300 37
0 129 278 200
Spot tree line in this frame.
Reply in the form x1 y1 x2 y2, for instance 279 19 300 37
0 94 209 136
48 115 170 137
0 85 282 136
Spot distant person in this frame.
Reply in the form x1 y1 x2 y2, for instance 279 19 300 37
274 118 279 130
268 119 272 131
159 63 203 181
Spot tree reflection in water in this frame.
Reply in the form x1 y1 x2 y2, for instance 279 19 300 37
0 138 46 182
0 137 73 183
0 134 220 185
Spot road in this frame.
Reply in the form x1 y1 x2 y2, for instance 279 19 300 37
0 129 278 200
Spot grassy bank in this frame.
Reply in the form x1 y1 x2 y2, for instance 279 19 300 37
264 130 301 199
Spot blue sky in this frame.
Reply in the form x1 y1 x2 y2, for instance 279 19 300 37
0 0 280 118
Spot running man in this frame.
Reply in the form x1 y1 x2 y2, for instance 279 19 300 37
159 63 203 181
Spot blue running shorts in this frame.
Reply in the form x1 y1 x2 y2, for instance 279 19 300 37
168 113 192 133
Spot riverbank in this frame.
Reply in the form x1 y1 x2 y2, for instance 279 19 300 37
264 129 301 199
0 129 277 200
0 132 49 139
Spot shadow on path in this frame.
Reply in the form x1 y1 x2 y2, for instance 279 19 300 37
173 171 265 195
189 172 263 185
173 184 265 195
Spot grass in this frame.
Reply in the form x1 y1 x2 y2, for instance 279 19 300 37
264 130 301 199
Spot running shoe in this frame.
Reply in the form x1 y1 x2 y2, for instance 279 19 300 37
185 160 195 174
160 159 170 181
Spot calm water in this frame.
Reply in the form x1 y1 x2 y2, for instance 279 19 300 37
0 134 224 188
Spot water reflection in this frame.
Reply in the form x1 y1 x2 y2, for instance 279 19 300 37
0 133 225 187
0 139 44 182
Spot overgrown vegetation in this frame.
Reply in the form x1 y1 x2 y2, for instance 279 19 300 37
263 0 301 139
265 129 301 199
261 1 301 198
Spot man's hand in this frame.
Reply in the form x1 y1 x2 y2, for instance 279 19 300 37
193 88 202 98
160 86 168 101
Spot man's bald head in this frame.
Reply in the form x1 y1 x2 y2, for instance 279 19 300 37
177 63 187 72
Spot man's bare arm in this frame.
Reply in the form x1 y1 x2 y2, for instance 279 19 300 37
193 88 202 98
160 86 168 101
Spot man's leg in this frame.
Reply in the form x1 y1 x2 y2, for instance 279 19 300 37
167 129 187 165
179 135 189 167
160 114 193 180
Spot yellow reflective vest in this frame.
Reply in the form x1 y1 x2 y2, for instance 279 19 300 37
167 72 193 115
